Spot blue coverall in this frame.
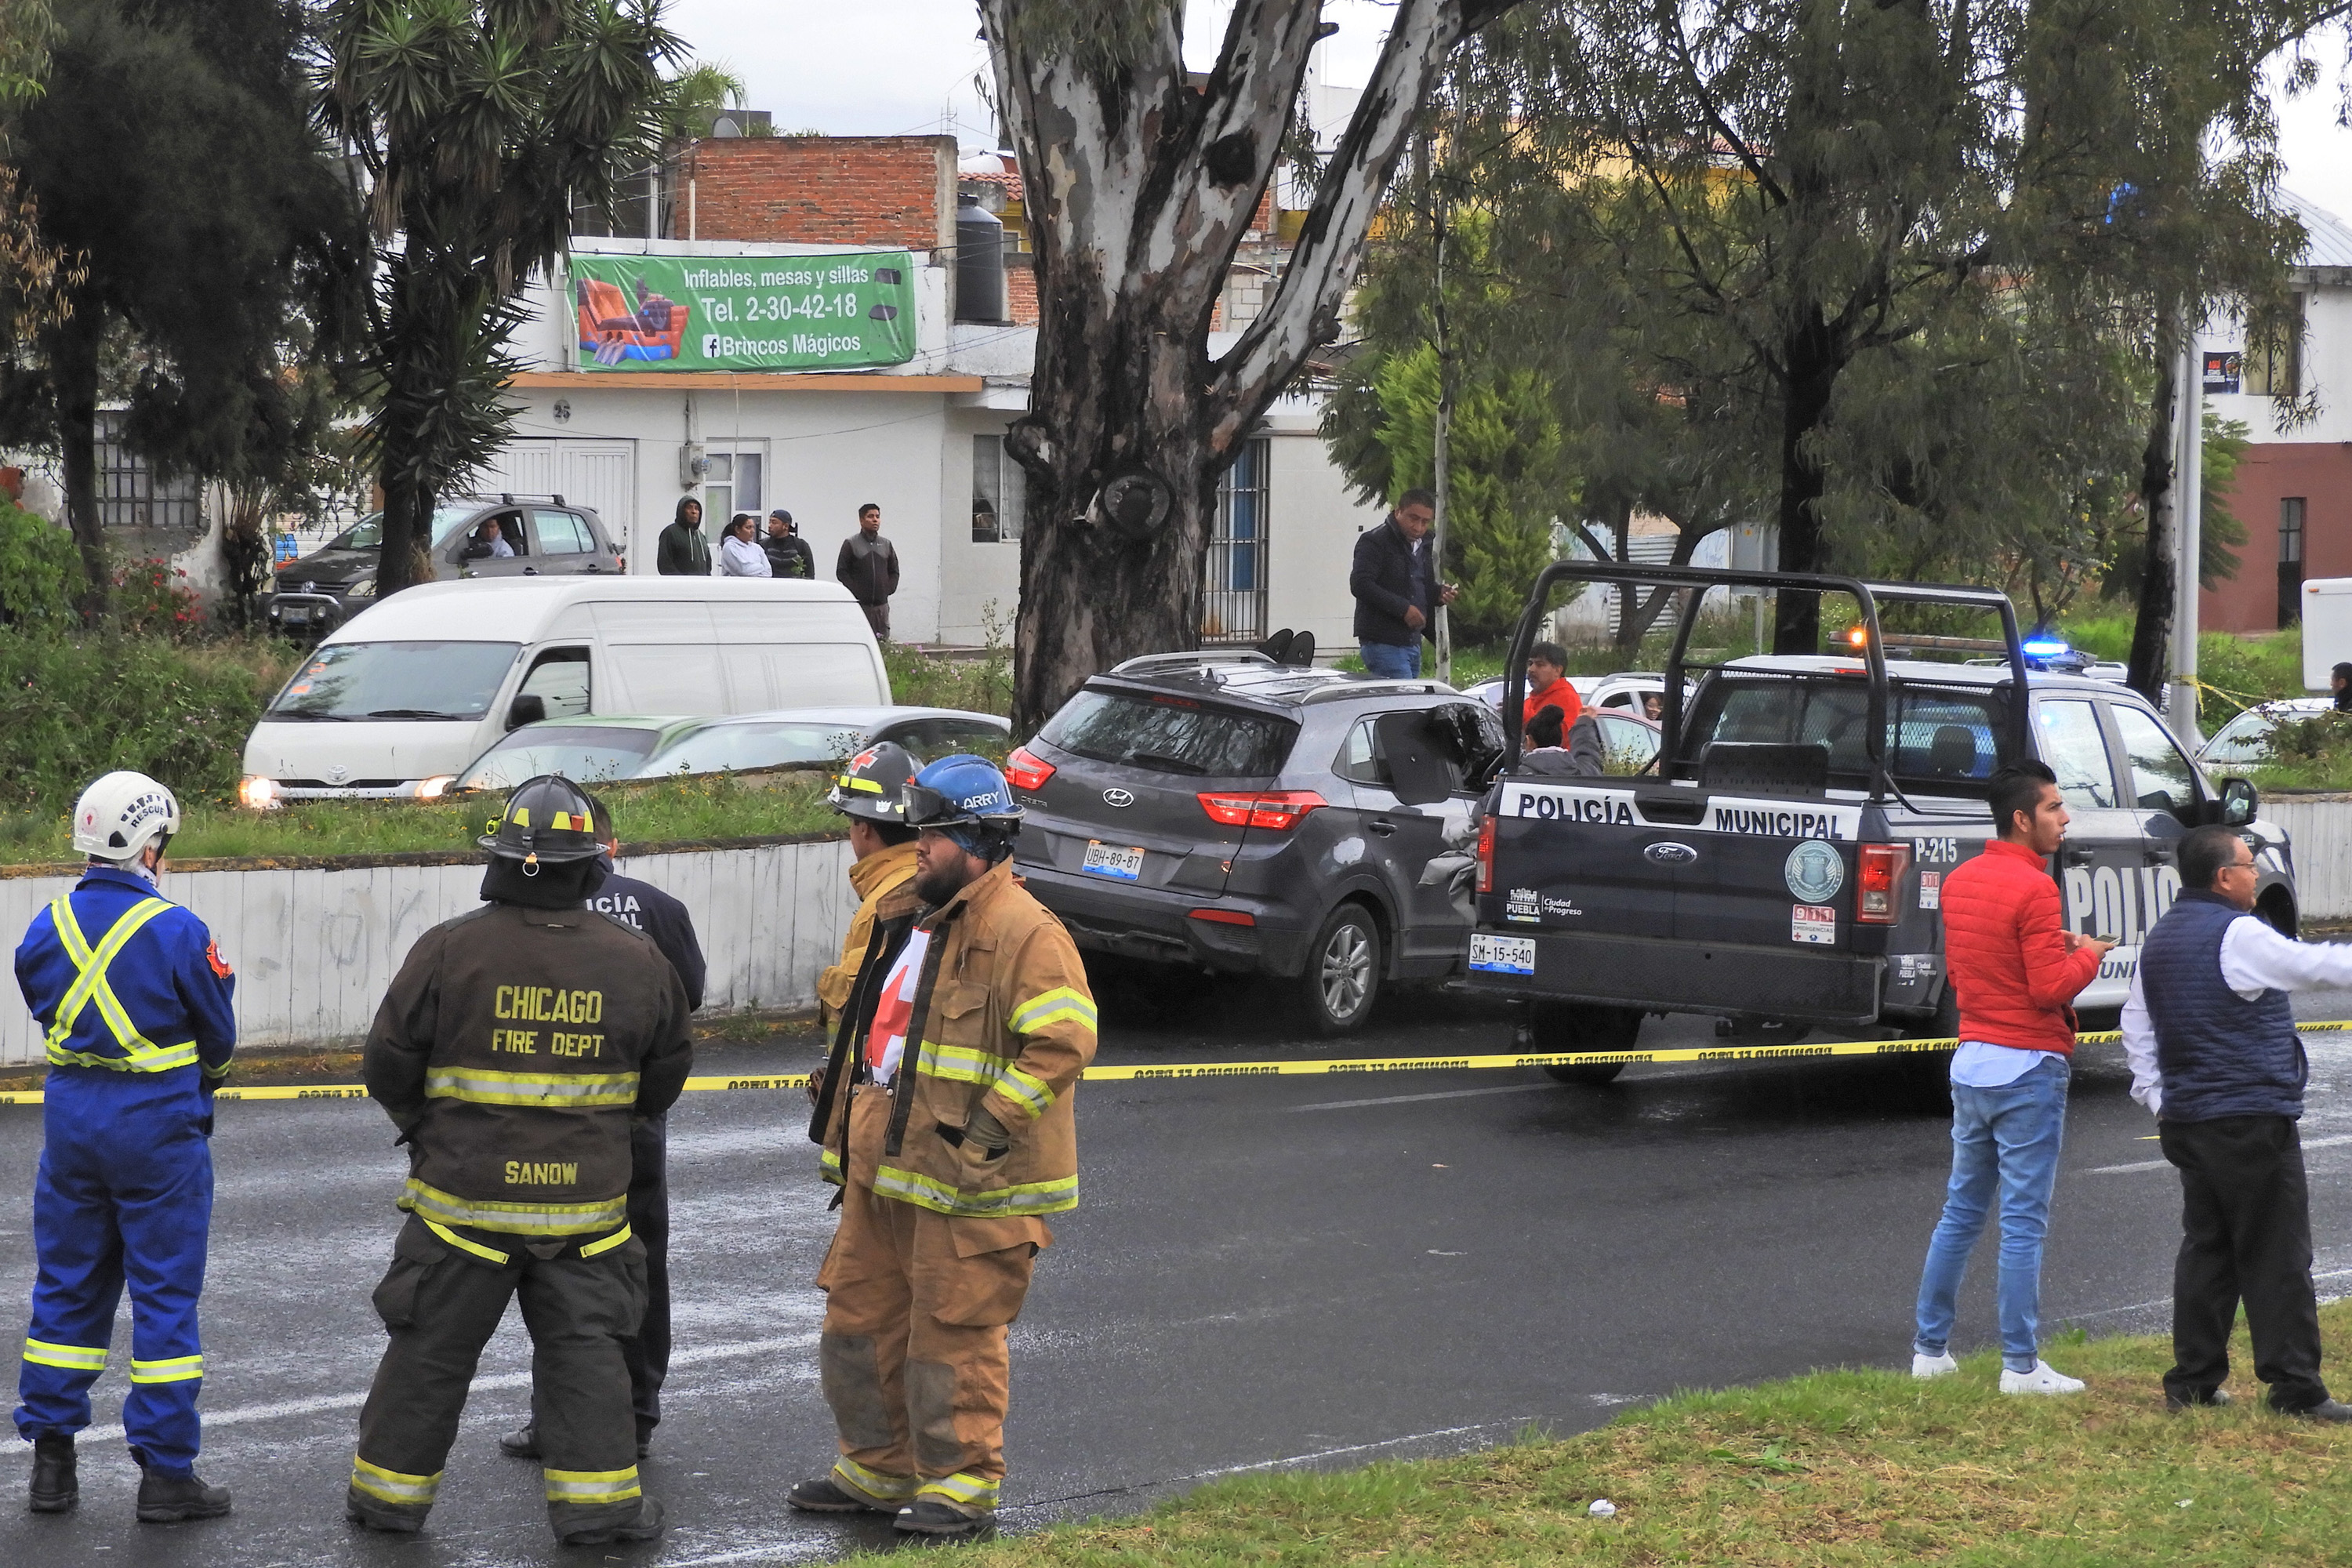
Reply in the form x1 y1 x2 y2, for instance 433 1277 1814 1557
13 865 237 1475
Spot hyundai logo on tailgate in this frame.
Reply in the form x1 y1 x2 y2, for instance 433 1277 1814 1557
1102 788 1134 808
1643 841 1698 866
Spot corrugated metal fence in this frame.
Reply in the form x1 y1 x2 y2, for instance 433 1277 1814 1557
0 837 854 1066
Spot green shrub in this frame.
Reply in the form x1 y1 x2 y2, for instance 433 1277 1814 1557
112 557 206 640
0 496 82 624
885 644 1011 722
0 631 301 811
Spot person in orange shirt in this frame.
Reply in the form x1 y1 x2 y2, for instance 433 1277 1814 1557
1522 642 1582 731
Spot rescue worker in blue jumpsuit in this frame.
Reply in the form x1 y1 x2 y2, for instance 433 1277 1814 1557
13 771 237 1521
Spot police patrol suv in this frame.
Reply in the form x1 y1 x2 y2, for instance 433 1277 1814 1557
1466 564 2294 1082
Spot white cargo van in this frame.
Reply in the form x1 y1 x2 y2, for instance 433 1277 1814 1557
240 578 889 802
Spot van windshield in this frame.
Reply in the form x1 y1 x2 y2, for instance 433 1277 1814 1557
267 641 521 721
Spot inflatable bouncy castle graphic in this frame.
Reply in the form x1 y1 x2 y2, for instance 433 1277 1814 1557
577 274 689 365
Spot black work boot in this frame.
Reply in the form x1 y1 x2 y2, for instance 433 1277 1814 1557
498 1423 539 1458
893 1497 995 1537
136 1468 231 1523
787 1474 898 1513
558 1496 664 1545
27 1436 75 1513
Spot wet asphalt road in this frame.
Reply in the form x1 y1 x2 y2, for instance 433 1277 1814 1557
7 971 2352 1567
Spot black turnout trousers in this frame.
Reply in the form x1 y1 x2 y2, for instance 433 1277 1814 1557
2159 1114 2332 1412
619 1113 671 1439
350 1214 648 1539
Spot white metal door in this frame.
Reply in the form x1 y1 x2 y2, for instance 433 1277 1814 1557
480 439 636 550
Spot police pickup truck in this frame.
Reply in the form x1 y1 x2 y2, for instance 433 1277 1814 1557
1464 564 2292 1083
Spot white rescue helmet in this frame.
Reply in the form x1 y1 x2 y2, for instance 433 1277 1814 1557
71 771 182 862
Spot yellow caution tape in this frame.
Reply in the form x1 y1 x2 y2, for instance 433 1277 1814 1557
2 1020 2349 1108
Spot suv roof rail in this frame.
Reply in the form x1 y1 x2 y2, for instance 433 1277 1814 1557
1108 649 1275 675
492 492 568 506
1300 677 1458 704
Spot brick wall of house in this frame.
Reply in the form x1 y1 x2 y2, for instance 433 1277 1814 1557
686 136 957 250
1006 255 1039 325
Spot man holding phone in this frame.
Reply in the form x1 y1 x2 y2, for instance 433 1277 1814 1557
1911 760 2112 1394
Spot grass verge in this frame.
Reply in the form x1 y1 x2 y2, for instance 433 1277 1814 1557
0 773 840 869
881 1307 2352 1566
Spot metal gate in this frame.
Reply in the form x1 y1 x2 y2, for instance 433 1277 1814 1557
1202 437 1269 644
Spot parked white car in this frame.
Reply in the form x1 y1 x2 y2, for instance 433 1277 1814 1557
240 577 887 804
2197 697 2337 768
452 706 1011 792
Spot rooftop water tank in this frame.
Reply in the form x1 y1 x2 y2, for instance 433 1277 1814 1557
955 192 1006 325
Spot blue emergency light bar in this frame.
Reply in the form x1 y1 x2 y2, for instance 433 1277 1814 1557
2021 637 2070 658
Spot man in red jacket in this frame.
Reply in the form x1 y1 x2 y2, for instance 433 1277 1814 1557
1912 759 2113 1395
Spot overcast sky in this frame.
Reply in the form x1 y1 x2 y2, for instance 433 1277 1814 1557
666 2 2352 224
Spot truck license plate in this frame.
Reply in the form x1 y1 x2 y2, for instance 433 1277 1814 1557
1469 932 1537 975
1081 841 1144 882
1791 904 1837 944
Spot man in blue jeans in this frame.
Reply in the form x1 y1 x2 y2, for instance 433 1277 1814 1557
1912 760 2111 1393
1349 490 1456 677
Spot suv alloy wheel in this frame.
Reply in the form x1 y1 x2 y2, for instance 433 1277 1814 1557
1303 903 1382 1036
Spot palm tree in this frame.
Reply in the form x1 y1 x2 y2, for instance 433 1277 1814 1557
319 0 681 596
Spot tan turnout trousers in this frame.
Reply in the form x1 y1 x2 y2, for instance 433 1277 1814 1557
817 1086 1041 1515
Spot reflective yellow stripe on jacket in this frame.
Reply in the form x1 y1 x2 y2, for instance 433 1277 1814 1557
873 1163 1079 1218
44 896 199 1073
423 1067 640 1108
399 1178 627 1237
913 1040 1060 1122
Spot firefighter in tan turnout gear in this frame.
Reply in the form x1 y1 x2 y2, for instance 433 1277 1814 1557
816 741 922 1029
789 754 1096 1538
345 775 693 1545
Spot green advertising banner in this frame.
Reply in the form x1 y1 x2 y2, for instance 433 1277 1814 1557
569 250 918 372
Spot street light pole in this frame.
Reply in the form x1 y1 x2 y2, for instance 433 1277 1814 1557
2171 329 2204 744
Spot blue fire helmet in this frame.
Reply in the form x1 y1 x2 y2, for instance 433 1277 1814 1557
903 754 1023 858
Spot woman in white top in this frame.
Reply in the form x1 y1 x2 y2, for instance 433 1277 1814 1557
718 513 771 577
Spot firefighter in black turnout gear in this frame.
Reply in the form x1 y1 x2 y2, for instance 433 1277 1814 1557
346 776 694 1545
502 793 706 1464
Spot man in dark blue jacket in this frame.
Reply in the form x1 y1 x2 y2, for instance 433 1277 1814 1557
1349 489 1457 678
13 772 237 1520
500 798 705 1464
2125 823 2352 1419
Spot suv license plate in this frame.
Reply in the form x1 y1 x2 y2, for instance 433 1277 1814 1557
1469 933 1536 975
1081 841 1145 882
282 607 310 624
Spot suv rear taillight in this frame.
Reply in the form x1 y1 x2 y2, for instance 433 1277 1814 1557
1476 813 1496 894
1196 789 1327 831
1005 746 1056 792
1858 842 1911 923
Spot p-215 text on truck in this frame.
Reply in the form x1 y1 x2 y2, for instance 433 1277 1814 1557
1464 564 2293 1084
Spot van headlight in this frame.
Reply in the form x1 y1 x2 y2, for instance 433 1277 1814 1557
238 775 279 811
414 775 456 800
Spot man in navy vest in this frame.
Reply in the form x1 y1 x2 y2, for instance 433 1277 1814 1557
2125 823 2352 1420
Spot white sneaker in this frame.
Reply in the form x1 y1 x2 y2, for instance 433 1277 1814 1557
2000 1361 2085 1396
1912 1352 1958 1379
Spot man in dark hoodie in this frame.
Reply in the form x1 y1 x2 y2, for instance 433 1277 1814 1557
655 497 710 576
344 776 693 1545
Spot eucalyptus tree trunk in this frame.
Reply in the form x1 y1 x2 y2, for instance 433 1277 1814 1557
984 0 1524 731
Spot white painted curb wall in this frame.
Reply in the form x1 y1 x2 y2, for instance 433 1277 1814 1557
0 838 855 1067
2264 796 2352 921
